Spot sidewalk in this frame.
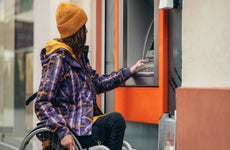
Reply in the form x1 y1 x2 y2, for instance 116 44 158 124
0 141 17 150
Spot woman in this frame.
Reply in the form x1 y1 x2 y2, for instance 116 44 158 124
35 2 147 150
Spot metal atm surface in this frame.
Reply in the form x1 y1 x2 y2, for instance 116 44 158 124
119 0 157 87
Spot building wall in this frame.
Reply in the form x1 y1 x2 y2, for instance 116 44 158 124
0 0 15 134
176 1 230 149
182 0 230 87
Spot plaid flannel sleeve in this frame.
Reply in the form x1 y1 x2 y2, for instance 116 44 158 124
92 67 132 94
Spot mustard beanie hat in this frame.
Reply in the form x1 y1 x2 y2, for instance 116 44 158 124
56 2 88 39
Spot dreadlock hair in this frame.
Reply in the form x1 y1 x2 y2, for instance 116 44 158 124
61 25 87 62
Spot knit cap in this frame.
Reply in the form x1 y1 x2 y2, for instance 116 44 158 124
56 2 88 39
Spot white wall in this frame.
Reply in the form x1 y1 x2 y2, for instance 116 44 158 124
182 0 230 87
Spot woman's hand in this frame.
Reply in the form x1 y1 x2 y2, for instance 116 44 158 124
130 59 148 74
61 134 76 150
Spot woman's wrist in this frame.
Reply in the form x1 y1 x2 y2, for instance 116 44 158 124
130 66 137 74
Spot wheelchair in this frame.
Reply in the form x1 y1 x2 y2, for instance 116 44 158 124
19 93 132 150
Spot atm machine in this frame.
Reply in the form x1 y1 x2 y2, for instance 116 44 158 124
98 0 169 149
127 20 155 86
113 1 168 149
118 0 156 87
114 0 168 125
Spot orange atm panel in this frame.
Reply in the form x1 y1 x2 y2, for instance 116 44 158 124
114 0 168 124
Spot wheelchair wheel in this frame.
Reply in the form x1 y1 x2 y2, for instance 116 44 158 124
19 124 83 150
122 140 132 150
19 124 132 150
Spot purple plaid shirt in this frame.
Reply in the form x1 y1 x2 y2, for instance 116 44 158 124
35 48 132 139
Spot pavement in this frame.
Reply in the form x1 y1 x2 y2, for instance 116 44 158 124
0 141 18 150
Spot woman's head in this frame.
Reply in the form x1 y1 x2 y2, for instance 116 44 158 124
56 2 88 59
56 2 88 39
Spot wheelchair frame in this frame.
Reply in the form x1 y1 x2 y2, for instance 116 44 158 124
19 93 132 150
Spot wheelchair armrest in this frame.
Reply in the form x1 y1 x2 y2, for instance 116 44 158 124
25 92 37 105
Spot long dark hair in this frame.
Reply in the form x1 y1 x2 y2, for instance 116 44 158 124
61 25 102 114
61 25 87 62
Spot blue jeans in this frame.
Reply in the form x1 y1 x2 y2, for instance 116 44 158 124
76 112 126 150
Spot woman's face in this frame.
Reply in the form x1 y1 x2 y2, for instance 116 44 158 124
84 26 88 34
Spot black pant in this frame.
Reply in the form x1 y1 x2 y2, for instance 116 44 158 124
76 112 126 150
